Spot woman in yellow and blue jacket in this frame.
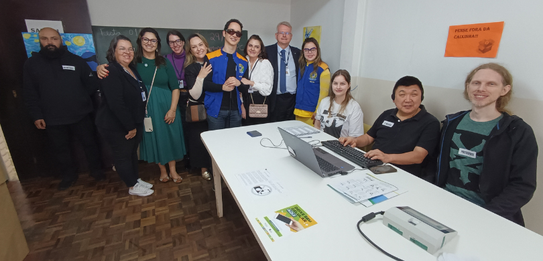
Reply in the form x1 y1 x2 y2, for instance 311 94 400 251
294 37 330 125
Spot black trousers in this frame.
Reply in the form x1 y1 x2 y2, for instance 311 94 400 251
45 115 102 181
178 91 190 159
98 124 142 187
271 93 296 122
186 120 210 169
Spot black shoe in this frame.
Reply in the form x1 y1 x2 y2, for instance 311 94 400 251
90 171 106 181
58 178 78 191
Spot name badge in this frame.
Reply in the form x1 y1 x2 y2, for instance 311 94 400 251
458 148 476 158
141 91 147 102
178 80 184 89
382 120 394 127
62 65 75 71
285 65 289 75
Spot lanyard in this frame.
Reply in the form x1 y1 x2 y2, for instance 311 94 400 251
170 55 184 80
248 59 260 80
122 66 144 90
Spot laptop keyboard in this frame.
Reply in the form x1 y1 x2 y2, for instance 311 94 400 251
321 140 383 169
316 156 340 172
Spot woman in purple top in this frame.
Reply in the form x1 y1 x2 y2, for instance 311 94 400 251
164 30 191 169
165 30 186 89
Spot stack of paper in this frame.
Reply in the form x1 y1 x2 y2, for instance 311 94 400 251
328 174 399 204
281 125 320 136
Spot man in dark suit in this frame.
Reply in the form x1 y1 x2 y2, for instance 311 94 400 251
265 21 301 122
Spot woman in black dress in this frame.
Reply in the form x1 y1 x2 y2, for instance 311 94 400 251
183 33 213 180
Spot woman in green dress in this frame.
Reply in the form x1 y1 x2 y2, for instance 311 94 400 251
135 28 186 183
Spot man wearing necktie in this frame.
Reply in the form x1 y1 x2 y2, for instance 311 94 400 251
266 21 301 122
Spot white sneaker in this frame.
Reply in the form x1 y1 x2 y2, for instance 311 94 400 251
137 178 153 189
129 183 154 196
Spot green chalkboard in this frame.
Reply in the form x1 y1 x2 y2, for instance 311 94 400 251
91 26 248 65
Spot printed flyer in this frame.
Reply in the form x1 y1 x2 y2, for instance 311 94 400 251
256 204 317 242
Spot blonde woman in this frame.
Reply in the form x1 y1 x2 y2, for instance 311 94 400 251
315 69 364 138
294 37 330 125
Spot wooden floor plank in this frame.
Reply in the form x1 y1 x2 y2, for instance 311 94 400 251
8 162 267 261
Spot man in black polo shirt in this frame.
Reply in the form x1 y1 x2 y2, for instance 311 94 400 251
339 76 440 179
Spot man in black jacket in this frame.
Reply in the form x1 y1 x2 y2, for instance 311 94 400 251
436 63 538 226
23 27 104 190
265 21 301 122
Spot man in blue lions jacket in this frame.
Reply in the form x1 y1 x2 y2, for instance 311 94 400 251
203 19 248 130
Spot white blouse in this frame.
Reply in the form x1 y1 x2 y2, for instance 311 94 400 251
246 57 274 96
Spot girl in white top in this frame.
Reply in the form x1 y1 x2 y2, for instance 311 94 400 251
315 69 364 138
240 34 274 125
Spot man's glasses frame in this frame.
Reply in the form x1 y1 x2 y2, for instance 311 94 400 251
225 29 242 38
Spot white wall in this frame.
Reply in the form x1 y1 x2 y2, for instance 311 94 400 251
290 0 345 72
359 0 543 101
348 0 543 235
86 0 291 48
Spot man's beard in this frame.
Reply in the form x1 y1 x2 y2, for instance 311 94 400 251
40 44 63 58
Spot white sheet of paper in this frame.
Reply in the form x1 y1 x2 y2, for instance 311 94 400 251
328 174 398 202
237 169 285 196
25 19 64 33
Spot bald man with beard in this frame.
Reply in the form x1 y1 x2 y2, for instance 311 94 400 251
23 27 104 190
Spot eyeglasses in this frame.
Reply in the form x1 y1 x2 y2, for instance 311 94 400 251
142 37 158 45
168 39 183 46
303 47 317 53
118 47 135 53
276 32 292 36
225 29 242 38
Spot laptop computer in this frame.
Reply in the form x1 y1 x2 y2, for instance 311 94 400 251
278 127 354 177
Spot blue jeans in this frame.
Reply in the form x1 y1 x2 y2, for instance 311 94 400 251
207 110 242 130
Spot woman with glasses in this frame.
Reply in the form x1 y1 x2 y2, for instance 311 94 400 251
239 34 274 125
98 28 187 183
183 33 213 180
135 28 186 183
95 35 154 196
294 37 330 125
164 31 191 167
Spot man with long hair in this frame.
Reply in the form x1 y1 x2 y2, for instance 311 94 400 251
435 63 538 226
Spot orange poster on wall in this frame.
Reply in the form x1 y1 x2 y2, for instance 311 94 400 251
444 21 504 58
